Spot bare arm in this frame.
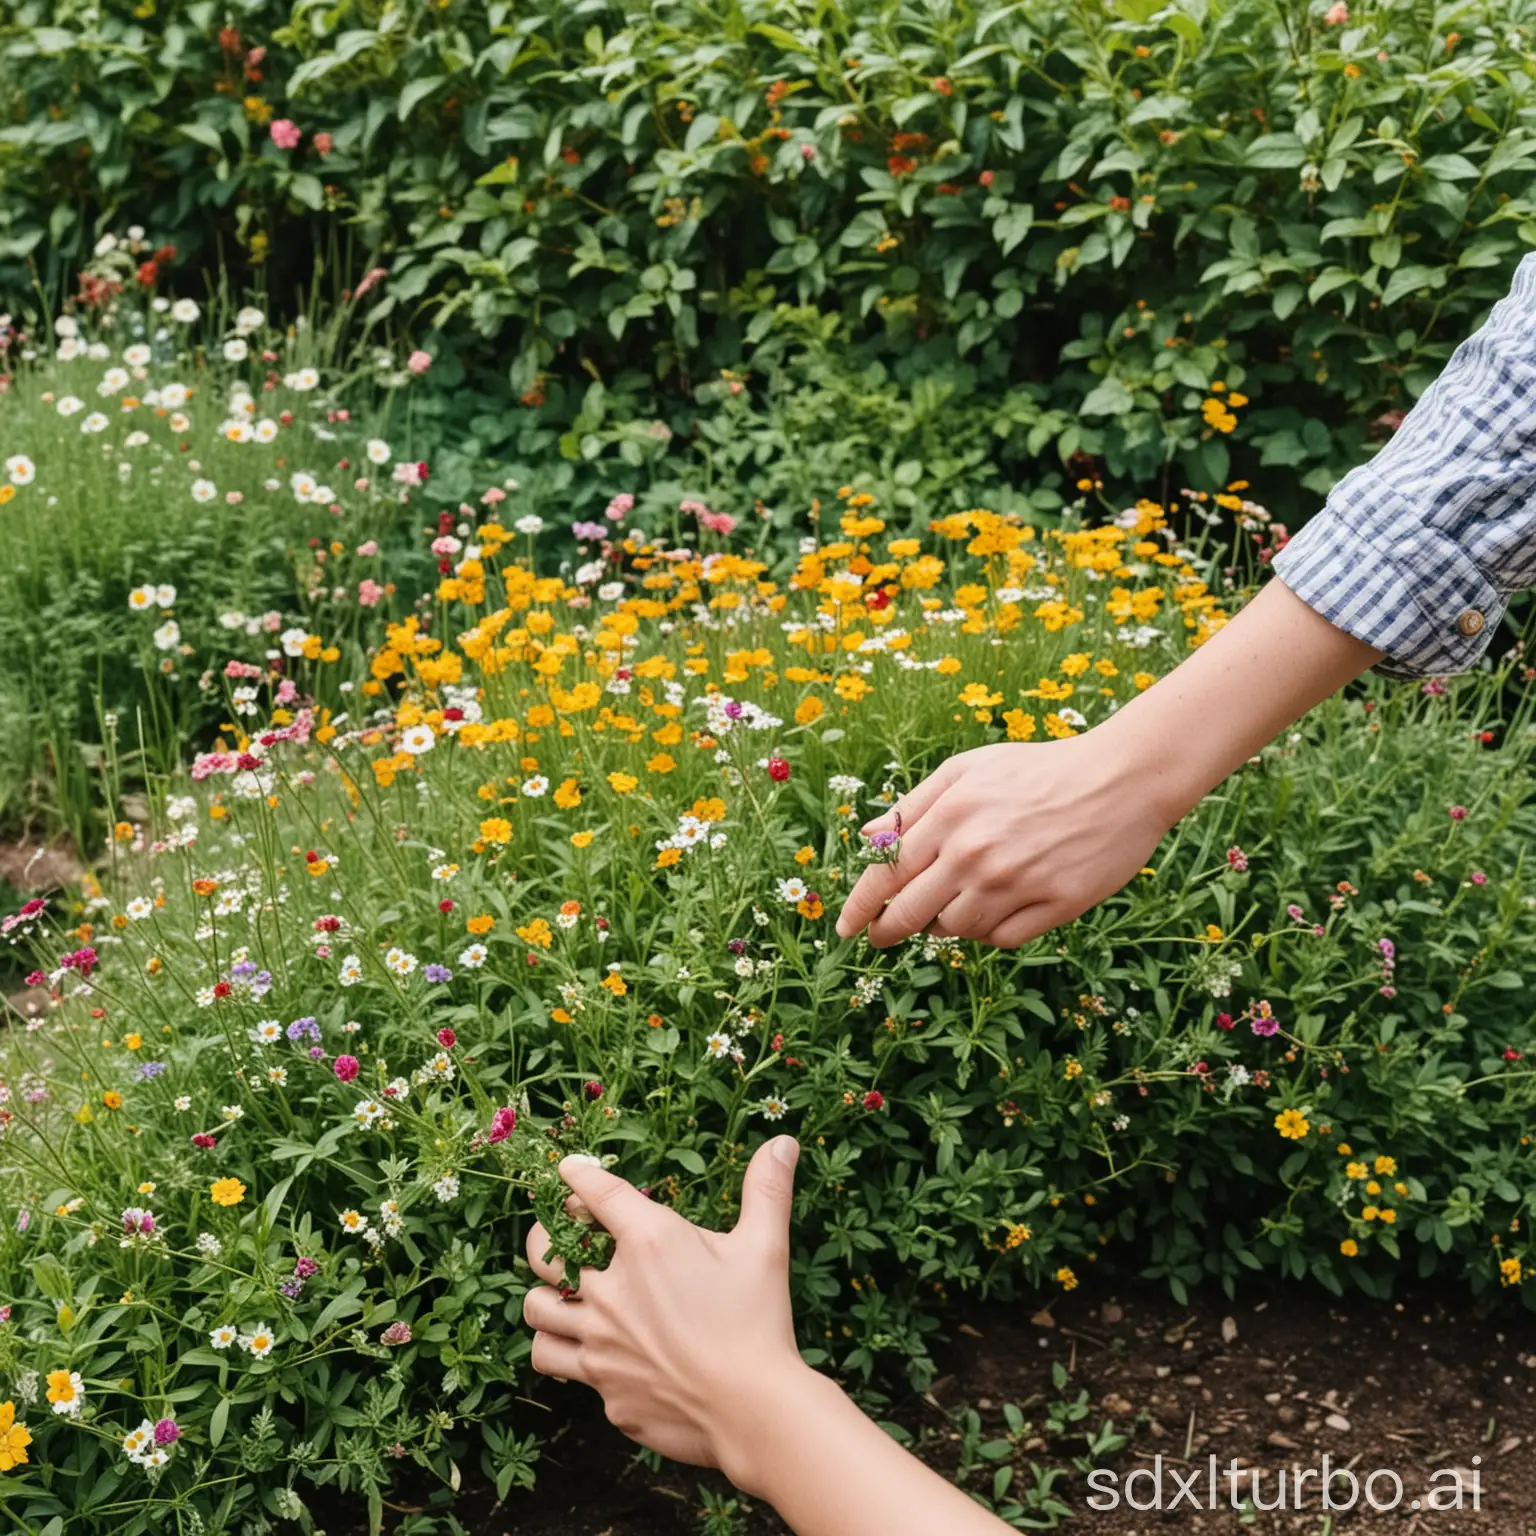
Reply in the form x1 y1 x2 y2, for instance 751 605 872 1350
523 1143 1012 1536
834 577 1381 948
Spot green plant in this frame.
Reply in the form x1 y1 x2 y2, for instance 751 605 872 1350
6 0 1536 523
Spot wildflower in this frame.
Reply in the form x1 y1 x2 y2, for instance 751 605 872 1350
0 1402 31 1470
424 963 452 983
862 1089 885 1111
1226 846 1248 873
1340 1239 1359 1257
334 1054 360 1083
209 1177 246 1207
705 1031 733 1059
758 1096 788 1120
46 1370 84 1417
400 725 435 755
269 119 302 150
1274 1108 1310 1141
384 947 418 976
488 1106 517 1142
459 943 488 969
240 1323 277 1358
1055 1267 1079 1291
380 1321 413 1347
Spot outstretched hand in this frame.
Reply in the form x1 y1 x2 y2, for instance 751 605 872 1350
523 1138 805 1492
834 734 1171 949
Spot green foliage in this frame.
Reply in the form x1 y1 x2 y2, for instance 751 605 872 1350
6 0 1536 519
2 324 1536 1532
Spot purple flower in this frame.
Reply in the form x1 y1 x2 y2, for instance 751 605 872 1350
279 1274 305 1299
1377 937 1396 962
138 1060 167 1080
287 1016 320 1042
1251 1017 1279 1038
724 700 744 719
869 830 898 852
15 1210 29 1233
424 964 452 984
572 520 607 540
294 1255 320 1279
309 1045 325 1060
153 1418 181 1446
121 1207 155 1237
1286 904 1305 922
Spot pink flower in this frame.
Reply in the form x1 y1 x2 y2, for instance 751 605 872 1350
1449 805 1468 821
380 1321 413 1347
488 1106 517 1143
354 267 388 299
1226 846 1248 873
1470 870 1488 885
393 461 428 488
480 486 507 506
313 132 334 156
1323 1 1348 21
357 578 384 607
407 350 433 375
269 119 302 151
356 539 378 556
605 492 635 522
334 1054 360 1082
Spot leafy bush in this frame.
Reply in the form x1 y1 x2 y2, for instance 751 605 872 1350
6 0 1536 522
4 329 1536 1533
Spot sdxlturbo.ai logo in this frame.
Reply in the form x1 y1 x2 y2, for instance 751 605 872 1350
1086 1455 1482 1514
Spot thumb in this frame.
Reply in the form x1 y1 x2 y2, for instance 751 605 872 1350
734 1136 799 1251
860 755 964 837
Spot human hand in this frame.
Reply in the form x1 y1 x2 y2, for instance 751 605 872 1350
834 730 1171 949
522 1137 810 1494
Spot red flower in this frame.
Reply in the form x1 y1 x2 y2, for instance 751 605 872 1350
767 756 791 783
439 899 454 913
437 1028 456 1049
334 1054 360 1082
1214 1012 1235 1030
212 981 232 1000
887 155 917 177
584 1080 604 1100
979 169 994 188
862 1089 885 1111
192 1133 216 1149
488 1106 517 1143
1506 1048 1524 1062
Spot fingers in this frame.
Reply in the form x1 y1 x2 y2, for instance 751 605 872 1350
834 821 942 940
525 1221 565 1285
864 860 960 948
928 893 1004 940
859 756 964 838
523 1283 588 1339
734 1136 799 1253
558 1156 657 1242
530 1326 589 1384
980 903 1059 950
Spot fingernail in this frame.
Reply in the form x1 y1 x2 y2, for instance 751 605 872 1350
772 1136 800 1168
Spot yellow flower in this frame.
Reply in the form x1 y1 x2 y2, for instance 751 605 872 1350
209 1177 247 1207
607 772 639 795
795 696 824 725
656 847 682 868
1274 1108 1310 1141
958 682 1004 709
794 845 816 866
517 918 554 949
1501 1256 1523 1287
1002 709 1036 741
1064 1059 1083 1080
479 817 513 845
1345 1162 1367 1180
45 1370 81 1411
1362 1205 1380 1222
1005 1224 1031 1248
645 753 676 775
571 830 595 848
1339 1239 1359 1258
1055 1266 1079 1291
1373 1155 1397 1175
553 778 582 809
0 1401 31 1470
102 1090 123 1111
1043 712 1078 739
123 1033 142 1051
466 914 495 935
600 972 628 996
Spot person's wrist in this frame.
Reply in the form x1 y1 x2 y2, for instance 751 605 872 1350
710 1356 836 1498
1089 690 1209 829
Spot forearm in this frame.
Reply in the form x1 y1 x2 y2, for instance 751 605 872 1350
721 1364 1009 1536
1097 575 1382 824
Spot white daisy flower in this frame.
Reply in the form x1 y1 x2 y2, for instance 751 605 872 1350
223 338 248 362
705 1031 733 1059
239 1323 277 1358
366 438 391 465
152 620 181 651
5 454 36 485
171 298 201 324
459 944 488 969
126 897 153 920
400 725 435 756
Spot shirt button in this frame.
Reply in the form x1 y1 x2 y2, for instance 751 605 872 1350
1456 609 1486 637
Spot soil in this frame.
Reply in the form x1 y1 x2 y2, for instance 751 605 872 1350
351 1276 1536 1536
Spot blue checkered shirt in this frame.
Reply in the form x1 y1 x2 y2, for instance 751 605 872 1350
1273 253 1536 679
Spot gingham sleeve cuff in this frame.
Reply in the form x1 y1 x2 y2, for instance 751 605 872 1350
1271 471 1506 681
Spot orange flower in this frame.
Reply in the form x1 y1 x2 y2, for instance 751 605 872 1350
466 914 495 936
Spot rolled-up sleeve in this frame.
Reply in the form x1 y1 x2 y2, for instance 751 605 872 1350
1273 253 1536 679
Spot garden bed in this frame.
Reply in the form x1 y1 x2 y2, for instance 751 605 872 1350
407 1277 1536 1536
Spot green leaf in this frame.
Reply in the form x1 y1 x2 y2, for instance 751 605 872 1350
992 203 1033 256
1419 152 1480 182
1079 377 1134 416
1380 262 1445 307
670 1147 707 1176
209 1395 230 1449
399 75 446 121
1246 133 1308 169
